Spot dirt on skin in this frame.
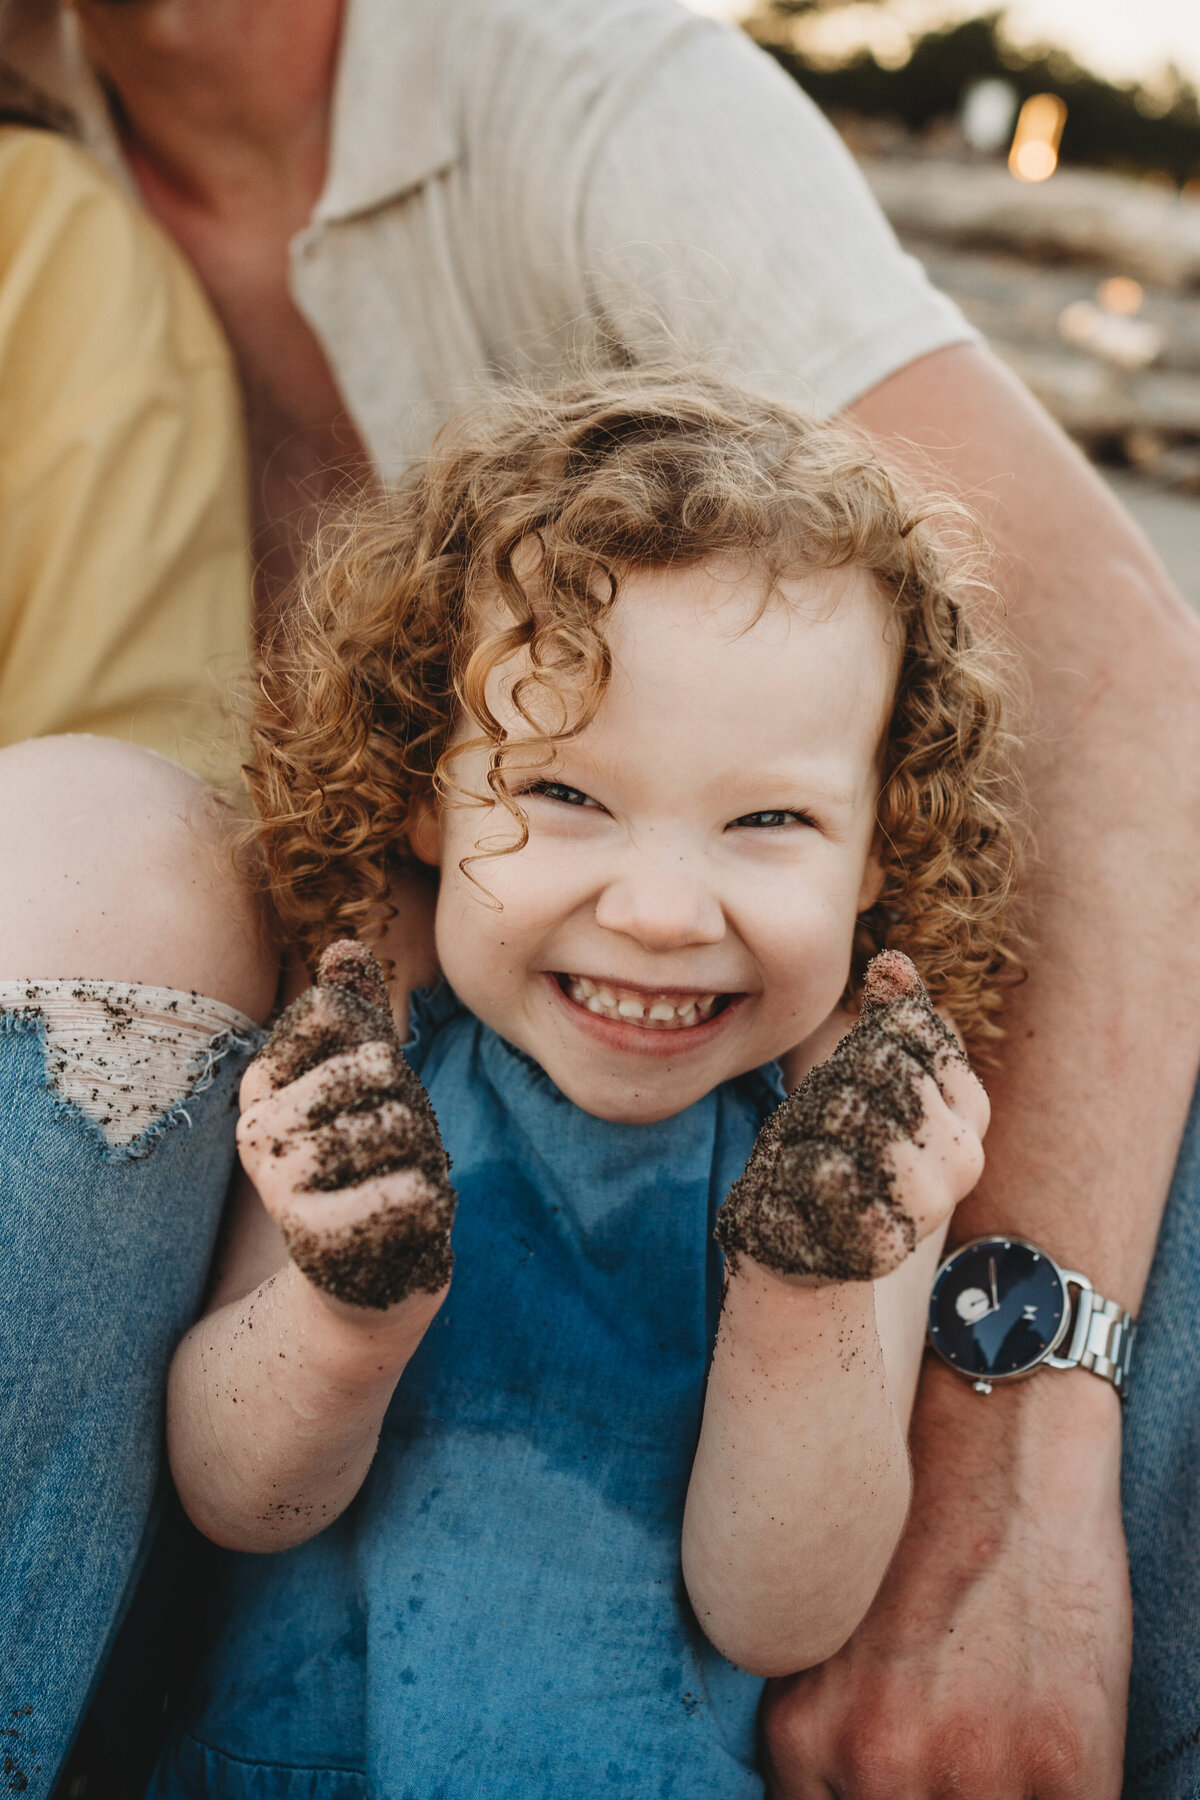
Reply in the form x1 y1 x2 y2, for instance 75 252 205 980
715 950 968 1283
257 946 401 1092
255 940 456 1309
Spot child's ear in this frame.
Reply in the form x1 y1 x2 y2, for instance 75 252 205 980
408 797 441 868
857 836 886 913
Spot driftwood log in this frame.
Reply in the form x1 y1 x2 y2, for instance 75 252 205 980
859 159 1200 457
864 158 1200 291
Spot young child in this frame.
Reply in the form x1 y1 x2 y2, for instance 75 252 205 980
152 370 1016 1798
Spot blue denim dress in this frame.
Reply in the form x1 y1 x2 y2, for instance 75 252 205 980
149 985 786 1798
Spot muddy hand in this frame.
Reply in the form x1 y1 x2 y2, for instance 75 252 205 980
238 940 456 1310
715 950 989 1282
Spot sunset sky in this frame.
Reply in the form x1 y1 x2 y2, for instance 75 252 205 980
683 0 1200 88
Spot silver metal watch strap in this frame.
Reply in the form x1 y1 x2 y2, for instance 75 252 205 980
1044 1271 1136 1397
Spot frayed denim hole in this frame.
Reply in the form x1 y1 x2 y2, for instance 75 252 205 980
0 1007 265 1164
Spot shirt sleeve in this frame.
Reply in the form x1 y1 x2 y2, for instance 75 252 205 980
574 18 975 417
0 128 252 782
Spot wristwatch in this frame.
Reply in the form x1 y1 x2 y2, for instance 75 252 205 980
927 1236 1136 1398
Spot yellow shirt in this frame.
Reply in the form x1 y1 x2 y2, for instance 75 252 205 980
0 126 251 779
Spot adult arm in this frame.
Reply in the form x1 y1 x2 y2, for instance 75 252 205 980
569 41 1200 1779
762 341 1200 1800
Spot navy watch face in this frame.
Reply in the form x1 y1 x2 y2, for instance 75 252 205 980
928 1238 1068 1381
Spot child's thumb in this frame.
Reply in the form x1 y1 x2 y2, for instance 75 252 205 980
316 939 395 1029
861 948 927 1013
244 943 397 1101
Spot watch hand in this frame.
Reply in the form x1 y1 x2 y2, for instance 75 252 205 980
989 1255 999 1312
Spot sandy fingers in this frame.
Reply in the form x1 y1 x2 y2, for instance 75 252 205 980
246 941 456 1310
715 951 970 1283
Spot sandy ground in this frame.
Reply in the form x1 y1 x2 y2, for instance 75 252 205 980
1104 472 1200 613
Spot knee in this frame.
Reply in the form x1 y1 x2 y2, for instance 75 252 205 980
0 736 277 1018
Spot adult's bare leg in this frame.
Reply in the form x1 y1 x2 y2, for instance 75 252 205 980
0 734 274 1006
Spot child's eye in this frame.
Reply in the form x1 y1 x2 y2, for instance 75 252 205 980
728 809 816 830
523 780 601 810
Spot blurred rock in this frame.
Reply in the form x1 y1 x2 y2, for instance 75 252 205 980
865 158 1200 290
1056 301 1163 372
992 343 1200 443
1104 472 1200 611
874 180 1200 460
908 245 1200 376
833 147 1200 590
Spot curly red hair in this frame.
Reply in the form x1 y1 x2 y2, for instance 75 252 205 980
244 367 1024 1040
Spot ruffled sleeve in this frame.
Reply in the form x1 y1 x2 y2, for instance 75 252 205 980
401 980 466 1082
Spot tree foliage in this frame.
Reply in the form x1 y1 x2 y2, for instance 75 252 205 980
746 7 1200 182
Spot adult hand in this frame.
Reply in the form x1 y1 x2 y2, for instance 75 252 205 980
761 1360 1129 1799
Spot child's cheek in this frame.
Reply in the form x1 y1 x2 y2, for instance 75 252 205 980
433 874 541 1031
759 888 859 1032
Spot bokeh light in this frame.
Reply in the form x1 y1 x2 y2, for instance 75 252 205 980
1097 277 1145 316
1008 92 1067 181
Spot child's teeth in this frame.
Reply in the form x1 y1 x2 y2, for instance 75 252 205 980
566 976 723 1028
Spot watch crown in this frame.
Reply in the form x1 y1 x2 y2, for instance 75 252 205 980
973 1379 993 1395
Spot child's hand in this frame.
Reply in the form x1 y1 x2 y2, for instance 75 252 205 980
716 950 988 1283
237 941 456 1312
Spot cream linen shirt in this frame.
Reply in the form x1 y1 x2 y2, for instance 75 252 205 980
0 0 972 486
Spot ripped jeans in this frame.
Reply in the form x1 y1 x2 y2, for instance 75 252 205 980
0 982 262 1797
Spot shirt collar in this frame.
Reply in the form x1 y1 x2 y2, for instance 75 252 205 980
315 0 459 223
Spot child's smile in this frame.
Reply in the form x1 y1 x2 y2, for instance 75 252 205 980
419 555 899 1123
548 968 744 1057
559 973 726 1031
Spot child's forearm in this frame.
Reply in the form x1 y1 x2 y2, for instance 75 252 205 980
682 1260 910 1677
167 1264 443 1552
169 940 456 1553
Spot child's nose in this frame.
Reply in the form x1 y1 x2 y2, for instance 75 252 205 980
593 859 725 952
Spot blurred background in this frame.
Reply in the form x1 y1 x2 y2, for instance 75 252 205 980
685 0 1200 607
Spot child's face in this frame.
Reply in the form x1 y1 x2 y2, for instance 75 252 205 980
420 557 898 1123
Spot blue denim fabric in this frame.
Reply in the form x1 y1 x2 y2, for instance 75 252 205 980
1124 1074 1200 1800
0 1006 261 1800
149 985 785 1800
